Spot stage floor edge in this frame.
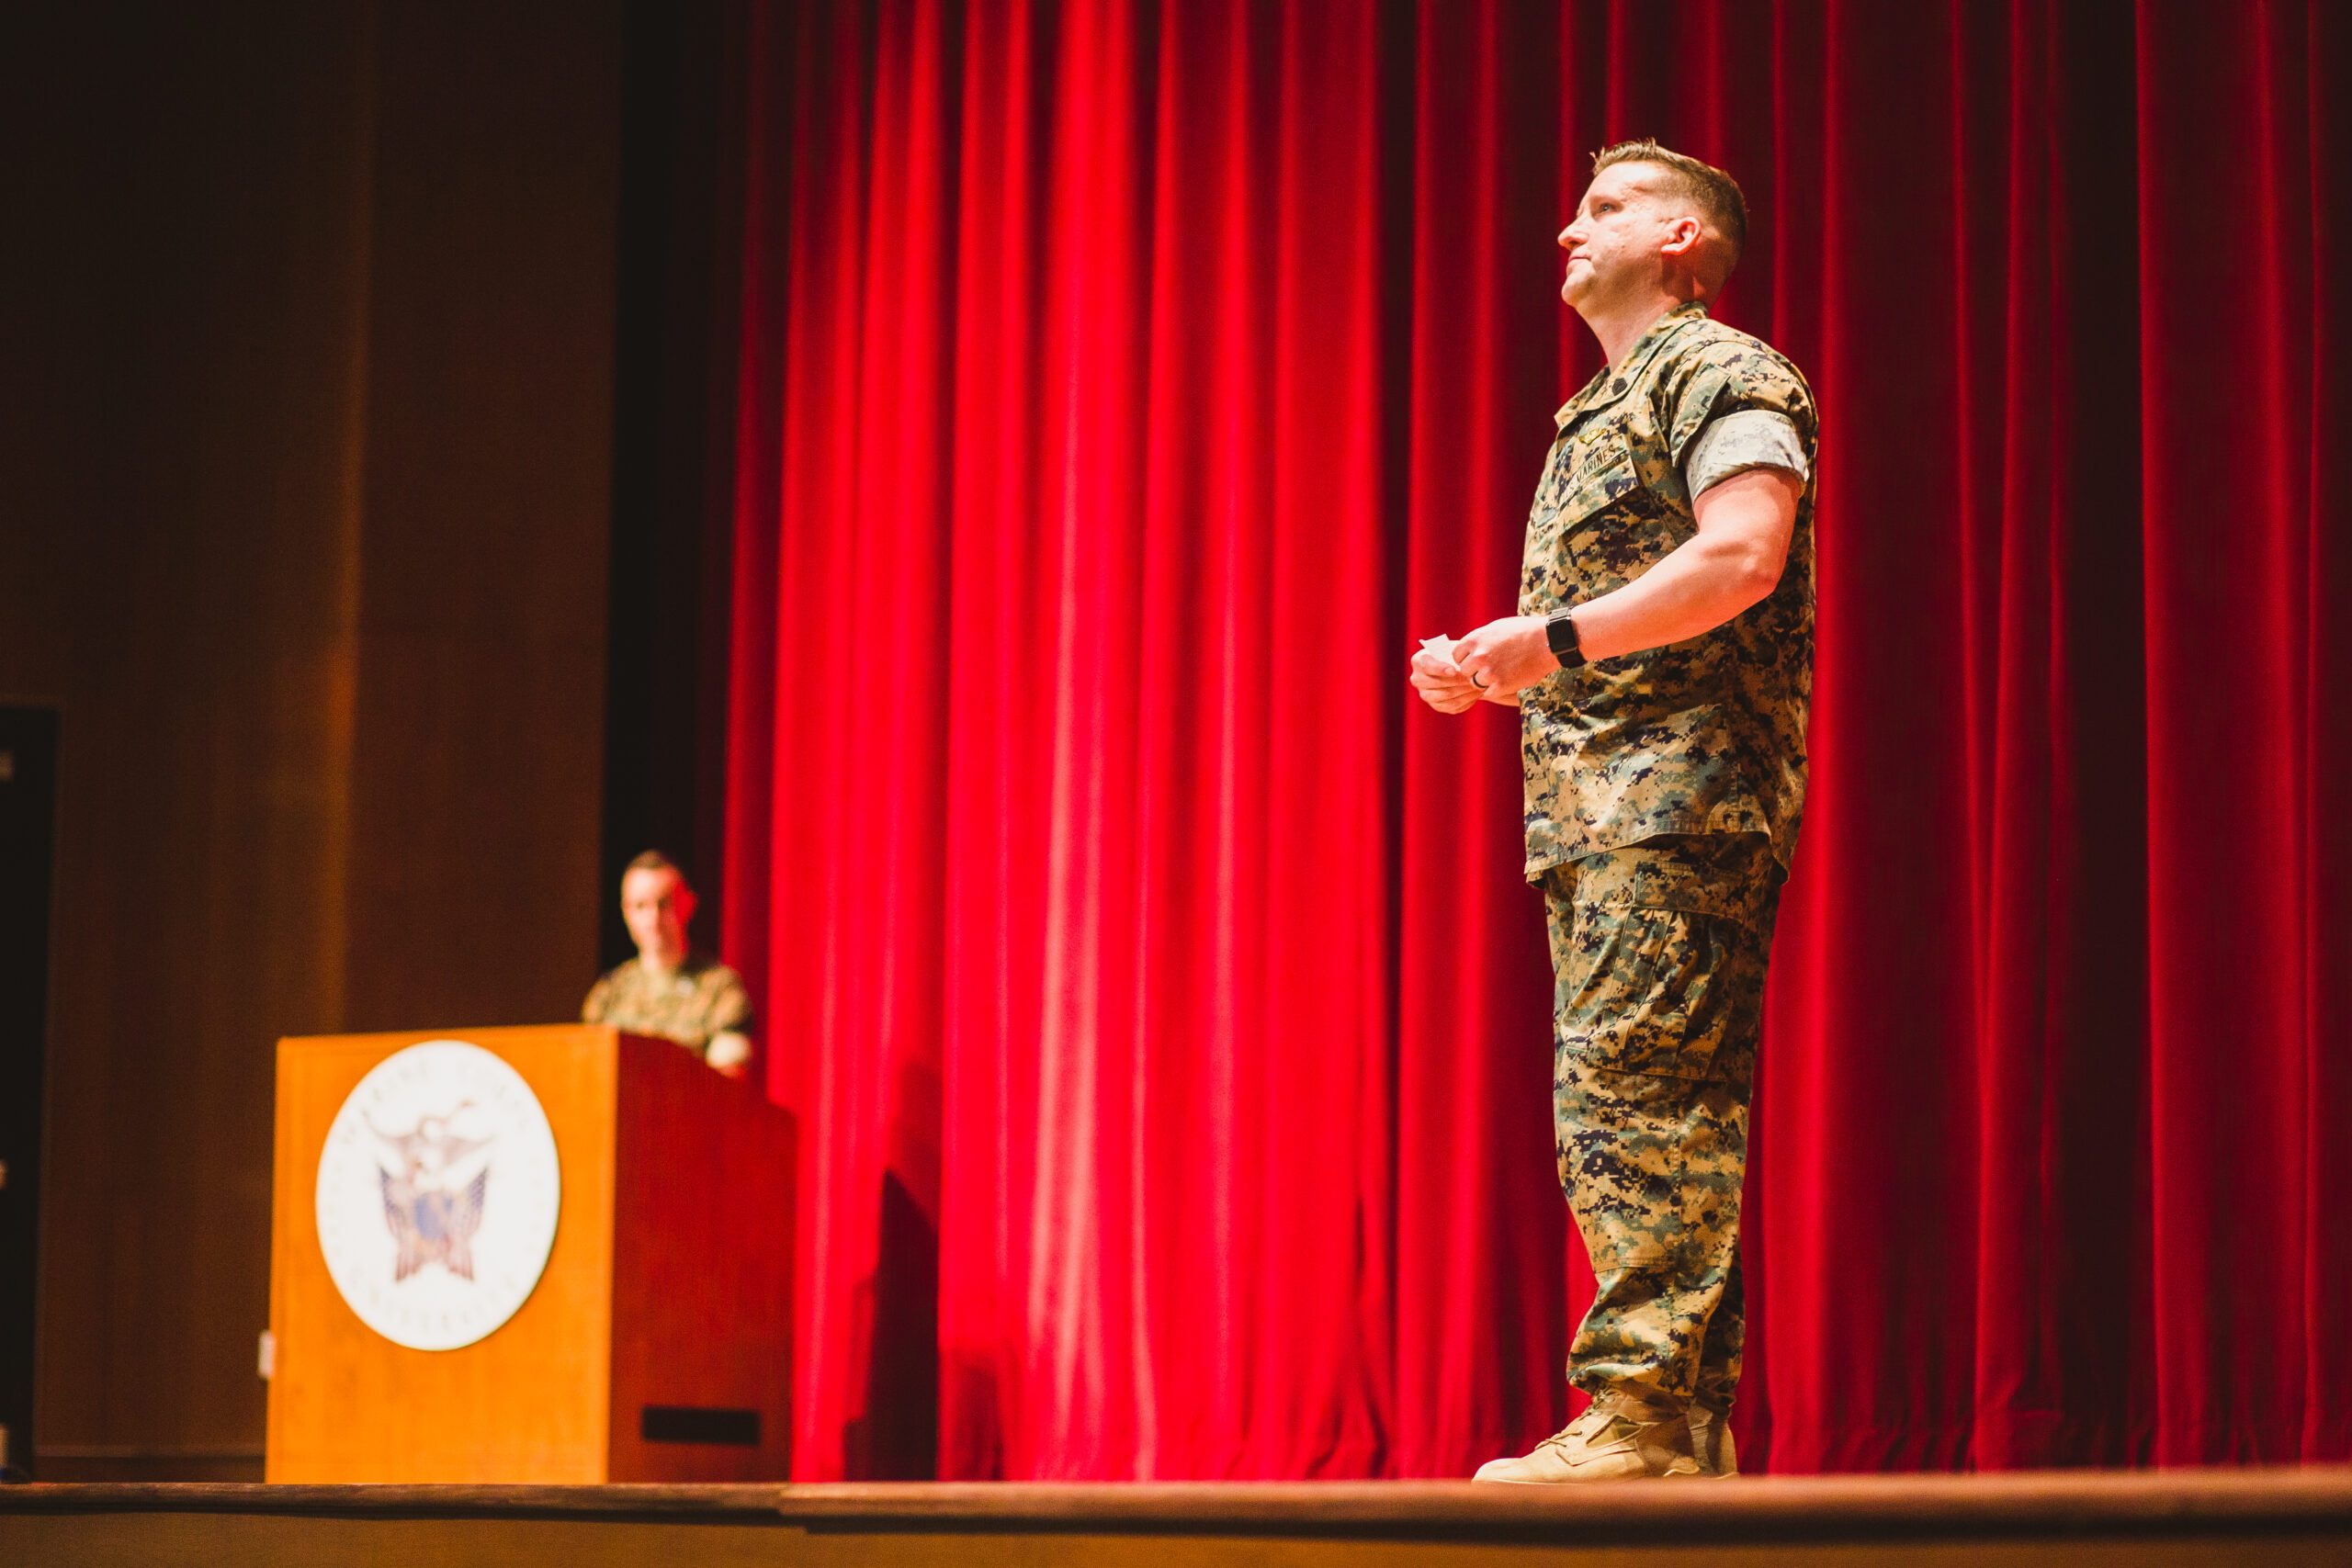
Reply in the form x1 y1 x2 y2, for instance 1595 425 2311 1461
6 1469 2352 1567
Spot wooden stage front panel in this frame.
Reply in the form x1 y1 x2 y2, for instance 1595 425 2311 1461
6 1470 2352 1566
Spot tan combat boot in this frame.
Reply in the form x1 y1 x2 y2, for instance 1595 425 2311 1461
1687 1401 1737 1477
1473 1392 1702 1483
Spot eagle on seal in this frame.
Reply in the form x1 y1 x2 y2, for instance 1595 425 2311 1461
371 1109 493 1281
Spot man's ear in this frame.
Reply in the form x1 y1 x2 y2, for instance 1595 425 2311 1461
1659 215 1704 258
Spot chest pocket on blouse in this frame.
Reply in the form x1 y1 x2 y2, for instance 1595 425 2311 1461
1556 431 1642 575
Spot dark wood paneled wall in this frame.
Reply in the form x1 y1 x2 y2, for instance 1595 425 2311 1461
0 0 624 1479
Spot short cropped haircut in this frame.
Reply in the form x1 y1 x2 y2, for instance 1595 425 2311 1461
623 849 688 887
1592 139 1747 275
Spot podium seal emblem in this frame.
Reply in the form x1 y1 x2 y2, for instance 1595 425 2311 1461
314 1040 562 1351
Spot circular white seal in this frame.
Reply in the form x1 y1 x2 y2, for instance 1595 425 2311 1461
313 1040 561 1351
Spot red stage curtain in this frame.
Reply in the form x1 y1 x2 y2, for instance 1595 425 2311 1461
718 0 2350 1478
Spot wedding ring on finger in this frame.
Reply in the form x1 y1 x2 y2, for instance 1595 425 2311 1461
1470 671 1489 689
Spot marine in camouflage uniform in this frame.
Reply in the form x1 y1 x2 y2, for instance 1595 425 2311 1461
582 951 754 1061
1522 299 1816 1417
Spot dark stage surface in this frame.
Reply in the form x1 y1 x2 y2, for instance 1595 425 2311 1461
6 1470 2352 1565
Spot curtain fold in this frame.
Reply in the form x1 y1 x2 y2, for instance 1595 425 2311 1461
719 0 2350 1478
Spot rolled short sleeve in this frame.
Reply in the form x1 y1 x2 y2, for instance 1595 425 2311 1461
708 970 754 1036
1686 409 1808 498
1666 341 1817 474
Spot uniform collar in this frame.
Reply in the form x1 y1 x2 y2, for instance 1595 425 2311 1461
1553 300 1710 432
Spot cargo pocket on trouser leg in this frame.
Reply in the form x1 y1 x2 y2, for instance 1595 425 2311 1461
1555 834 1773 1086
1557 902 1736 1082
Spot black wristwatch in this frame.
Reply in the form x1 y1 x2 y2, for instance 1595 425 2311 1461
1545 607 1587 669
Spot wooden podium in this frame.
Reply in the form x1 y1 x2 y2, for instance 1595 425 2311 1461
266 1024 795 1483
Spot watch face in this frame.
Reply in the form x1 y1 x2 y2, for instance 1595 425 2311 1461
1547 613 1584 662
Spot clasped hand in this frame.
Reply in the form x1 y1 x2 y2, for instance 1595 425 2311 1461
1408 615 1557 713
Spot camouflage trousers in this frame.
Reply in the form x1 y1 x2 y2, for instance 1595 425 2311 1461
1542 831 1784 1412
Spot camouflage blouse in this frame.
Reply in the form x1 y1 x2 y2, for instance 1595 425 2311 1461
581 953 753 1057
1518 301 1818 879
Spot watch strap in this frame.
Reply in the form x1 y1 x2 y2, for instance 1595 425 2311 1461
1545 608 1587 669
